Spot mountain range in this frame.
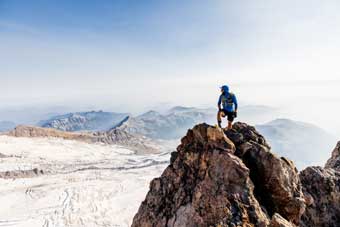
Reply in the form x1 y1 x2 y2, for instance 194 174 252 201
114 107 216 139
38 110 128 132
1 106 337 168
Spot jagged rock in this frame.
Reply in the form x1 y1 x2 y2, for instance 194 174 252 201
300 166 340 227
270 213 295 227
132 123 304 227
132 124 269 227
226 123 270 150
226 123 305 225
325 141 340 170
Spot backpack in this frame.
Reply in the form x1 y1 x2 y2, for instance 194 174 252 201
221 92 235 109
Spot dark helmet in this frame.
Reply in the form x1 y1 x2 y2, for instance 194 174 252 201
220 85 229 93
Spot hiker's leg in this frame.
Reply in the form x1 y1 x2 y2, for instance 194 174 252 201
228 121 232 130
226 112 234 130
217 110 224 127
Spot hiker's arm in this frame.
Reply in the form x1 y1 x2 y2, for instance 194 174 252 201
217 96 222 110
233 95 238 111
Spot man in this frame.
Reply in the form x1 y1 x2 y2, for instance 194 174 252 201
217 85 238 130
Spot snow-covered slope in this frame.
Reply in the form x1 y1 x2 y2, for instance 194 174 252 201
39 111 128 132
256 118 337 169
0 136 173 227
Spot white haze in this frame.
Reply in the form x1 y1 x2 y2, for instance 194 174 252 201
1 80 338 136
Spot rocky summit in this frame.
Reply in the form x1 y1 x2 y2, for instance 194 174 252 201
132 123 306 227
132 122 340 227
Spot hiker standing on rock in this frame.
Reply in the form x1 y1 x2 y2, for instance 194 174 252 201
217 85 238 130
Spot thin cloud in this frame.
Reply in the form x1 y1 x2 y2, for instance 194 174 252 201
0 20 40 35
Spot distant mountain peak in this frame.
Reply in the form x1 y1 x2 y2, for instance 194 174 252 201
38 111 128 132
168 106 195 112
166 106 213 115
138 110 161 118
256 118 337 169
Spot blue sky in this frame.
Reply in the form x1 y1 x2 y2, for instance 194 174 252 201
1 0 340 113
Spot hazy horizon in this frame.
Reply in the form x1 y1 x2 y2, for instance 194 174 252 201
1 0 340 135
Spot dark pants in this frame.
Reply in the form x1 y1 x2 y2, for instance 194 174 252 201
218 110 235 122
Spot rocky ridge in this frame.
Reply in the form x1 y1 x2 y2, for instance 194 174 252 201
4 125 158 154
132 122 340 227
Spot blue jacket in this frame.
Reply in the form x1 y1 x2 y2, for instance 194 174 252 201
218 92 238 112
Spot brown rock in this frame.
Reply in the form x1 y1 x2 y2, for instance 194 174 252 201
270 213 295 227
132 123 304 227
132 124 269 227
325 141 340 170
226 123 305 225
300 166 340 227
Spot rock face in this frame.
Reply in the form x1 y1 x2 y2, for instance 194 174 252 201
132 123 306 227
270 213 295 227
325 141 340 170
299 167 340 227
226 123 305 225
299 141 340 227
